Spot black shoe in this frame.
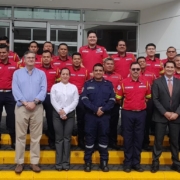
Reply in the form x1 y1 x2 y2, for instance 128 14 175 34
109 143 120 150
100 161 109 172
84 162 91 172
132 165 144 172
123 166 131 173
171 164 180 173
151 164 159 173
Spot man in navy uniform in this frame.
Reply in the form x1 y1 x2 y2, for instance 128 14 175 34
81 63 115 172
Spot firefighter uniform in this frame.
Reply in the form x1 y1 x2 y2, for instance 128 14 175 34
103 72 123 147
68 66 89 147
8 51 20 63
111 53 135 79
117 77 151 168
0 60 20 148
37 64 60 148
51 56 72 70
79 45 108 74
81 78 115 165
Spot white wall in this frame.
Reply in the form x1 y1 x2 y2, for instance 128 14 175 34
139 0 180 59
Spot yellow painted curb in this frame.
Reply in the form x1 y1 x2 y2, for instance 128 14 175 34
0 151 175 165
0 171 179 180
1 134 169 146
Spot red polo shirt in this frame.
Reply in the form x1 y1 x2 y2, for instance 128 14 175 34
8 51 20 63
140 69 156 86
111 53 135 79
37 65 60 92
68 66 89 94
0 60 19 89
21 54 42 67
52 56 72 70
117 77 151 111
174 71 180 79
79 45 108 73
161 58 168 65
145 57 164 78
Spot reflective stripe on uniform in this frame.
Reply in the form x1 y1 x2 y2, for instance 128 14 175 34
99 144 107 148
109 98 115 101
85 144 94 148
81 96 89 100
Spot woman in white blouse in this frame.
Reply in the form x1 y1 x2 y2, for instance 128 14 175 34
50 68 79 171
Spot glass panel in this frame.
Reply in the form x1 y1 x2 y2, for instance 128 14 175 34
33 29 46 41
14 28 31 40
84 10 138 23
68 46 78 55
58 30 77 42
83 25 137 52
51 30 56 41
0 7 11 18
14 7 80 21
0 22 9 37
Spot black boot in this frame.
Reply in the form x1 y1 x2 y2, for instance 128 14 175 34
84 162 91 172
100 161 109 172
10 134 15 150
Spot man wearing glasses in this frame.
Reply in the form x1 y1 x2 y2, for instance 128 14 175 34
161 46 177 65
117 62 151 173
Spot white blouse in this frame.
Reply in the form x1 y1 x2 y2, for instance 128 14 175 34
50 82 79 114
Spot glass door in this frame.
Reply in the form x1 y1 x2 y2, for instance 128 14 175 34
14 21 47 58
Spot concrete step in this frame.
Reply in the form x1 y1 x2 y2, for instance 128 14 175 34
0 170 179 180
0 151 175 165
0 134 170 146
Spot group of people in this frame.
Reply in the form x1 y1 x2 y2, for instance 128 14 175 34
0 29 180 174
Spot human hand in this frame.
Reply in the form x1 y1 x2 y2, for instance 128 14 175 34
169 112 179 121
97 107 104 116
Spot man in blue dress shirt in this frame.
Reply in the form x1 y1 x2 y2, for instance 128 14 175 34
12 51 47 173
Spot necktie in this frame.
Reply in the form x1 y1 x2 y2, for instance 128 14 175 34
168 79 173 97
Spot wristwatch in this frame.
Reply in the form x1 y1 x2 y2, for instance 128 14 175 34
34 100 39 105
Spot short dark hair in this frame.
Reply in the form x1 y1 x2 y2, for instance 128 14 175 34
167 46 176 52
24 50 35 57
72 52 81 59
130 62 140 68
29 41 39 47
145 43 156 50
58 43 68 49
104 57 114 63
42 50 52 56
117 40 126 46
137 56 146 62
164 60 176 68
87 30 97 37
43 41 53 48
174 54 180 59
0 44 9 51
0 36 9 44
60 67 71 75
93 63 104 71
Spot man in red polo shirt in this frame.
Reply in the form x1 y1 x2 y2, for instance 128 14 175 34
145 43 164 78
0 36 20 63
37 50 60 149
68 52 89 149
174 54 180 79
117 62 151 173
161 46 177 65
21 41 42 67
111 40 135 79
52 43 72 71
79 30 108 76
103 57 123 150
0 44 20 149
137 57 156 151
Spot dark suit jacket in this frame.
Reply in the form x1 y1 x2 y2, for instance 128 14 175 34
152 76 180 123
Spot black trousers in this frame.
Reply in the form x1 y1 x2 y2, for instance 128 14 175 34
43 94 55 144
152 122 180 166
109 103 120 145
0 91 16 138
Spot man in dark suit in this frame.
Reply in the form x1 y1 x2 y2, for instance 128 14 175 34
151 61 180 173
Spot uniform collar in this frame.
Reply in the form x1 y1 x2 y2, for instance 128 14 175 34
0 59 11 65
117 52 127 57
72 65 81 71
41 64 53 69
146 56 157 61
129 76 142 83
57 56 70 61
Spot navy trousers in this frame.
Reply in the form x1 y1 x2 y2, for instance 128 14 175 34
122 109 146 166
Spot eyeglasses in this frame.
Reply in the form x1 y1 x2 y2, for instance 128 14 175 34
131 68 140 71
167 51 176 53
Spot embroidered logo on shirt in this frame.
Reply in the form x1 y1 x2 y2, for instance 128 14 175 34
125 86 133 89
117 85 121 90
96 48 103 53
71 74 76 76
145 74 152 77
155 64 160 66
87 86 95 90
114 58 120 61
53 62 61 65
82 50 89 53
139 85 146 88
78 74 85 76
49 71 56 74
126 58 132 61
8 67 16 69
